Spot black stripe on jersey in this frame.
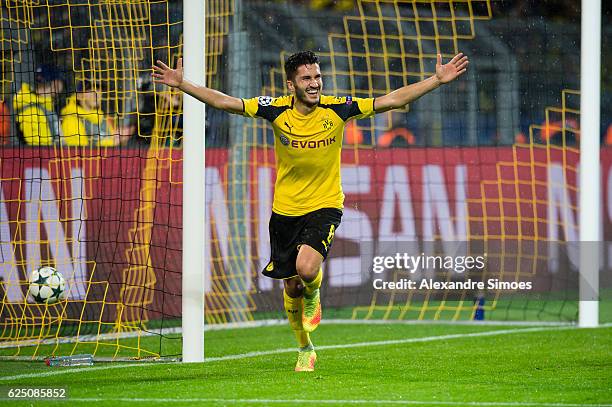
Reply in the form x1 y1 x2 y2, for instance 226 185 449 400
257 105 289 122
319 99 373 122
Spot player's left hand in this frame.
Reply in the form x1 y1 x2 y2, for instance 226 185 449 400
435 53 469 84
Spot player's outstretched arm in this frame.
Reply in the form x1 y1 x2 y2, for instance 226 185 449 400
374 53 469 113
152 58 244 114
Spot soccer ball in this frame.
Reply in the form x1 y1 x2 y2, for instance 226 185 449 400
29 267 66 304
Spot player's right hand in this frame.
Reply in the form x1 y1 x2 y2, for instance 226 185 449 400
152 58 183 88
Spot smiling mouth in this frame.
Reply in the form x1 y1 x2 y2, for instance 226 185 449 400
306 89 319 95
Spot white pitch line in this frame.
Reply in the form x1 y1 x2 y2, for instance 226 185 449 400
0 325 582 382
0 319 573 350
33 397 612 407
203 325 571 362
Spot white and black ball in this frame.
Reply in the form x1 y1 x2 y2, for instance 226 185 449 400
29 267 66 304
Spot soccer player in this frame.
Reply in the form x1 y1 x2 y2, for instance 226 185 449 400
152 50 468 371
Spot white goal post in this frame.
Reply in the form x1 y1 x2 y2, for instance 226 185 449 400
579 0 601 328
182 0 206 362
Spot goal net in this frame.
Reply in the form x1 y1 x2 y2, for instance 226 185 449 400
0 0 223 360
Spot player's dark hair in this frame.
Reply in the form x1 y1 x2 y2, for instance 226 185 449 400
285 51 320 81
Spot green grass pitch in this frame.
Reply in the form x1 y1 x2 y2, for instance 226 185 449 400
0 323 610 406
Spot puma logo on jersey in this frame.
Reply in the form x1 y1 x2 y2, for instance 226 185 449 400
290 136 336 149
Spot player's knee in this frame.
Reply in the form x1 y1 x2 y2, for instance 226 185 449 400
284 277 303 297
295 256 320 282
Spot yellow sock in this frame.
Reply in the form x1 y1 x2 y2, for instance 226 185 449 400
294 330 311 349
284 289 311 348
303 268 322 296
283 289 302 331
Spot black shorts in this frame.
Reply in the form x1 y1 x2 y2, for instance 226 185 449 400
262 208 343 280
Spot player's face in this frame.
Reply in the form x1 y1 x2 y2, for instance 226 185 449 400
288 63 322 107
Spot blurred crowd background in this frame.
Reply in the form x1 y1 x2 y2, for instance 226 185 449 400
0 0 610 148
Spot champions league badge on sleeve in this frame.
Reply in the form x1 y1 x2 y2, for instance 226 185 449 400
258 96 273 106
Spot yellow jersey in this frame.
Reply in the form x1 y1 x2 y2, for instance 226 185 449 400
242 94 375 216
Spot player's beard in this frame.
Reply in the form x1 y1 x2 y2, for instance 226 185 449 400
295 86 320 107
